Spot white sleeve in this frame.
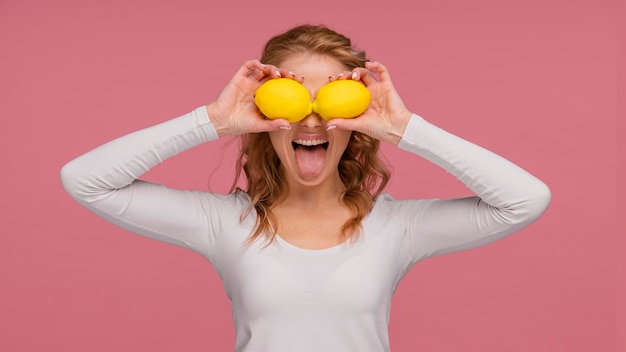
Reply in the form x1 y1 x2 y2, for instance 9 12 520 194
59 106 224 257
393 114 552 262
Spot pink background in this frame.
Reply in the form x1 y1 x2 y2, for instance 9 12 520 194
1 0 622 351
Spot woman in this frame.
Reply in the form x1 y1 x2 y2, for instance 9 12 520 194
60 24 551 352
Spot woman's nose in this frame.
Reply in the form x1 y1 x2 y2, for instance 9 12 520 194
299 113 323 129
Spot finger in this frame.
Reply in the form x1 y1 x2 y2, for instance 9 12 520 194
351 68 371 82
241 59 263 71
329 71 349 82
276 68 305 83
337 71 352 80
278 68 298 79
242 60 276 82
240 59 265 78
255 118 292 133
255 63 282 79
267 66 282 78
253 65 284 85
250 67 267 81
357 68 380 87
366 61 392 83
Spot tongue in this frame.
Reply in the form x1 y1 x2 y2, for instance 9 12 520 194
294 145 326 177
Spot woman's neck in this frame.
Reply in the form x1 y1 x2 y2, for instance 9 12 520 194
278 175 346 210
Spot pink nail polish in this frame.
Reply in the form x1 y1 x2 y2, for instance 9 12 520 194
326 125 337 130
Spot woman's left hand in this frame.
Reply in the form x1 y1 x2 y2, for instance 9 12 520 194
326 61 413 145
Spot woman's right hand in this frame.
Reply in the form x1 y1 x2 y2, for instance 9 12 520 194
206 59 299 137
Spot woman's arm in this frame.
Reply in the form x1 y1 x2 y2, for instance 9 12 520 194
60 107 222 256
60 60 297 256
393 114 551 261
327 61 551 261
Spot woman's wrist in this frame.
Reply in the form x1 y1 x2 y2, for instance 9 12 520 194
386 110 413 146
205 103 229 138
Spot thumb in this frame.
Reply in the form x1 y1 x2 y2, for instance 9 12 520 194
256 118 292 133
326 117 365 134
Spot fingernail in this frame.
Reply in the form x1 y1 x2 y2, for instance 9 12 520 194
326 125 337 130
328 75 334 79
351 72 358 79
289 71 295 77
280 125 291 130
275 70 281 77
337 73 344 77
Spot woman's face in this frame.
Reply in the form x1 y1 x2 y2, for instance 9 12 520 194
269 54 352 188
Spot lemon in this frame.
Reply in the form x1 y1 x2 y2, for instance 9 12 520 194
254 78 312 122
312 80 371 120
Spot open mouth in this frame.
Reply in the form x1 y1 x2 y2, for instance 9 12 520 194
292 139 329 150
291 138 329 177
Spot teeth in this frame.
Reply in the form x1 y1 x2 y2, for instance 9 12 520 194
293 139 328 146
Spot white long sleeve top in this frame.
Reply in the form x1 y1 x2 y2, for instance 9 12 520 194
60 106 551 352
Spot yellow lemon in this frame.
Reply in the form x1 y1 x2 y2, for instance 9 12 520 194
312 80 371 120
254 78 312 123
